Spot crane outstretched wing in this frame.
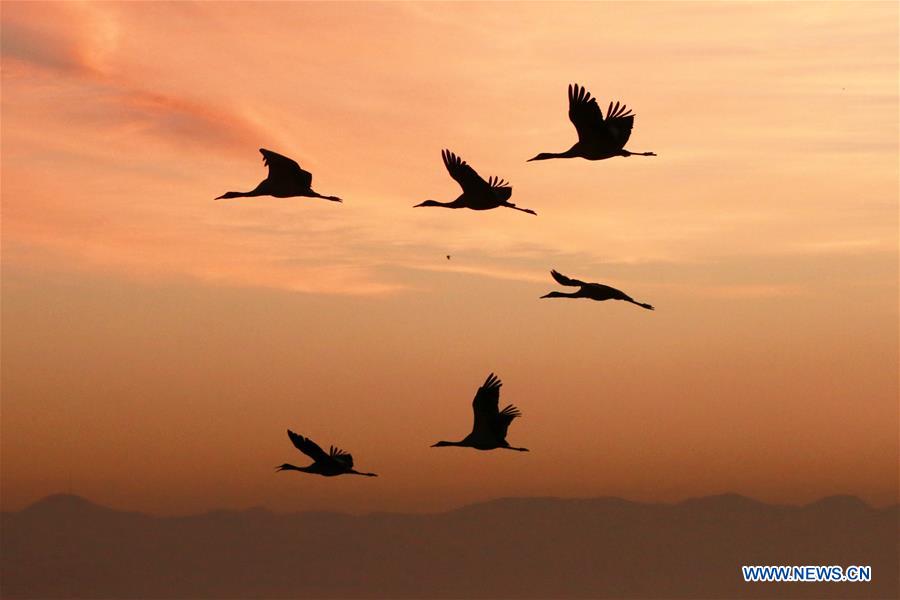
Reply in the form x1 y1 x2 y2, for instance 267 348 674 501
259 148 313 188
494 404 521 442
442 149 492 195
550 269 587 287
471 372 502 437
287 430 329 462
568 85 635 149
603 101 635 149
486 175 512 201
329 446 354 468
568 84 605 144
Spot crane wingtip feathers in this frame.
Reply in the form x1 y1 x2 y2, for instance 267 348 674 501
483 372 502 389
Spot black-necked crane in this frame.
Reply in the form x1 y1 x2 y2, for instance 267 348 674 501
276 430 377 477
431 373 528 452
215 148 342 202
415 150 536 215
541 269 654 310
528 84 656 162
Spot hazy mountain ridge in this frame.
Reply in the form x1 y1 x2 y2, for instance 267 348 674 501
2 493 897 599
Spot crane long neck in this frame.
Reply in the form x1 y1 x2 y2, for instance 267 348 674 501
416 199 462 209
432 440 467 447
276 463 306 472
528 147 579 161
215 181 269 200
215 190 257 200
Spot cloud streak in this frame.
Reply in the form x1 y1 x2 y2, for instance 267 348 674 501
2 2 271 155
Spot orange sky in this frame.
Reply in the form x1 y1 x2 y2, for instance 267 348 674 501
2 1 897 515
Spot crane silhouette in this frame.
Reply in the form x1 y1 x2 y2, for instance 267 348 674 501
528 84 656 162
215 148 342 202
415 150 537 215
541 269 654 310
276 430 377 477
432 373 529 452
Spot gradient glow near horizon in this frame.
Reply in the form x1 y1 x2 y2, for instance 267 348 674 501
2 1 897 515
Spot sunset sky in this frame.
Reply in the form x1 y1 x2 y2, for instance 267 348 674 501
2 1 897 515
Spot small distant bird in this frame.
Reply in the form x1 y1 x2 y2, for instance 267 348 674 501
432 373 528 452
541 269 654 310
528 84 656 162
276 430 377 477
415 150 536 215
215 148 342 202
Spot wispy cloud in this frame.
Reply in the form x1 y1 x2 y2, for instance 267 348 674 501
2 2 106 76
2 2 271 155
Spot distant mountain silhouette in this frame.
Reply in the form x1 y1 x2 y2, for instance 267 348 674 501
20 493 102 514
2 493 897 599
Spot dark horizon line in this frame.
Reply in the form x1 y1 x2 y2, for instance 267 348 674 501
4 490 897 519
